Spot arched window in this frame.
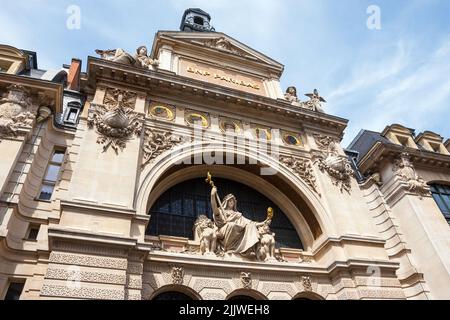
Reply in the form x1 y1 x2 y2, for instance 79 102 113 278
429 183 450 223
147 178 303 249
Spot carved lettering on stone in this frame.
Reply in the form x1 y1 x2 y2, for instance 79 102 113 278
280 155 320 195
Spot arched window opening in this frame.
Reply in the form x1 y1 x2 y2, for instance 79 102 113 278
147 178 303 249
152 291 194 301
227 295 257 301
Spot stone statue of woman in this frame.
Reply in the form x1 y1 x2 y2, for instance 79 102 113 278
210 186 269 255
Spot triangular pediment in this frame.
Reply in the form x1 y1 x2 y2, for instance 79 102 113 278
152 31 284 74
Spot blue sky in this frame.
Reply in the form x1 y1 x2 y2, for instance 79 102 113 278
1 0 449 146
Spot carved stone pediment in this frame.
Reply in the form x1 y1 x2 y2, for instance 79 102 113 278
199 37 248 57
88 88 142 154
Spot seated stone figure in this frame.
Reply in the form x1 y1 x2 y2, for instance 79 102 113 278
134 46 159 70
284 86 301 106
95 48 136 65
95 46 159 70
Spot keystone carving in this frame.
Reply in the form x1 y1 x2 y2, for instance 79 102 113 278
171 266 184 285
241 272 252 289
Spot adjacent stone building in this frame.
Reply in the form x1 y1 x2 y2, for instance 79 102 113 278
0 9 449 300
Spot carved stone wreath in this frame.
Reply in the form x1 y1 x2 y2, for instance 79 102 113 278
314 134 354 193
141 128 188 168
280 155 320 195
87 89 142 154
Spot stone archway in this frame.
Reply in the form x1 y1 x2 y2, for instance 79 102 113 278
292 292 325 300
149 284 202 300
136 141 335 250
226 289 268 300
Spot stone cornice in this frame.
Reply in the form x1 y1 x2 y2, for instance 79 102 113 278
84 57 348 137
0 72 63 113
147 250 399 275
358 141 450 174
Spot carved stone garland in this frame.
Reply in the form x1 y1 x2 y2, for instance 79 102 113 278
0 85 53 141
393 152 430 198
141 128 188 168
280 155 320 195
314 134 354 193
88 89 142 154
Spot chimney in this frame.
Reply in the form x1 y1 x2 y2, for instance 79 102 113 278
67 58 82 91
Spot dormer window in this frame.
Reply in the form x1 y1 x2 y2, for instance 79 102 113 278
429 142 441 153
396 135 409 147
64 101 81 125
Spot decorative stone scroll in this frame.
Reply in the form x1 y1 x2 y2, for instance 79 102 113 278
88 88 142 154
314 134 354 193
280 156 320 195
141 128 187 168
393 152 429 198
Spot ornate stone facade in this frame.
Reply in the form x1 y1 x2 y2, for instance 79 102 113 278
0 9 449 302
